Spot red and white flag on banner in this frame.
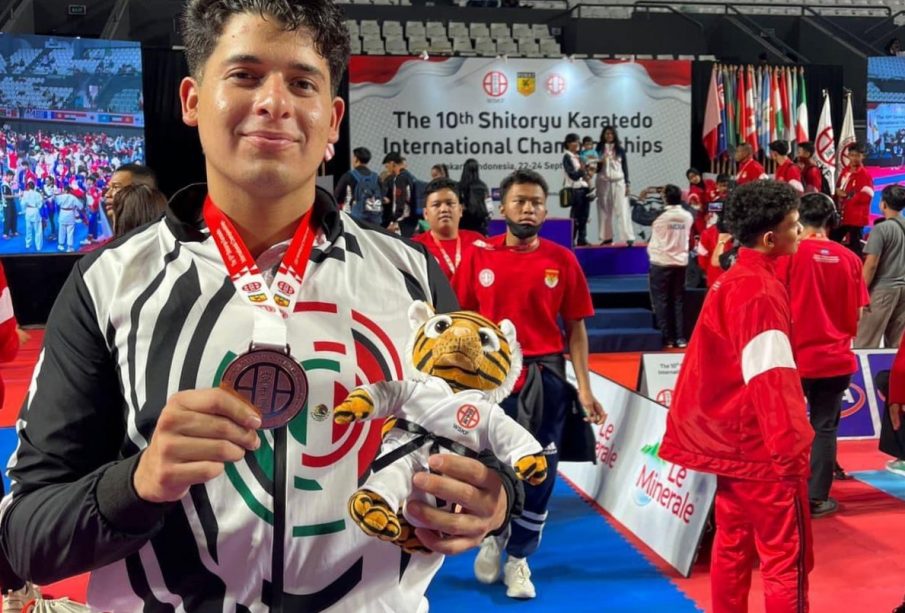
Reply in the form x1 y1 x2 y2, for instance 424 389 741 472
702 66 721 160
778 68 790 142
838 91 855 172
746 66 758 153
771 68 781 142
736 67 747 146
796 68 809 143
815 92 836 190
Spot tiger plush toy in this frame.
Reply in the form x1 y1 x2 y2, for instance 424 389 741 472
334 300 547 553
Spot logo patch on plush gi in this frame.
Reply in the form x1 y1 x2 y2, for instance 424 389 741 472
479 268 495 287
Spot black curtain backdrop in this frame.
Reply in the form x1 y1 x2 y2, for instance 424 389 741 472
689 62 845 173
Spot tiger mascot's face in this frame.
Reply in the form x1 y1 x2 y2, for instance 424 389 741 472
406 301 522 403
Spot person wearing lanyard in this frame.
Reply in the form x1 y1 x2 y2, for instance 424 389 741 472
734 143 767 186
412 178 484 281
453 168 606 600
0 2 517 611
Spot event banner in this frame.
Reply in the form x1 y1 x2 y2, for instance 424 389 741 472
637 351 887 439
349 57 691 233
561 363 716 577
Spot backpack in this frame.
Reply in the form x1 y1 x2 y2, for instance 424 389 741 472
350 168 382 213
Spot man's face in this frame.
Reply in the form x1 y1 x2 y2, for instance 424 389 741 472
717 181 729 194
734 147 748 163
179 12 344 200
385 161 399 175
767 209 802 256
105 170 133 207
688 173 701 185
501 183 547 228
849 151 864 167
424 188 462 234
798 150 812 164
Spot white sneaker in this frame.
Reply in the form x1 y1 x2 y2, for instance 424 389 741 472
3 582 41 613
503 556 536 599
473 535 503 584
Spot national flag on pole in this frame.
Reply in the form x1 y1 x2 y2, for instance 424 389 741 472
772 68 784 143
815 92 836 191
838 91 856 172
796 67 809 143
761 67 772 152
754 66 762 147
786 67 796 142
703 65 722 160
736 67 747 145
725 66 737 148
779 67 790 141
717 67 728 156
746 66 758 153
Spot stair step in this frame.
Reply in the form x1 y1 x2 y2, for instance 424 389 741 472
587 328 663 353
588 308 653 329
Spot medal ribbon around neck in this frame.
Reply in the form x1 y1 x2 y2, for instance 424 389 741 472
431 232 461 275
203 195 317 349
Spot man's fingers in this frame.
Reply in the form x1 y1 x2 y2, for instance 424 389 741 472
425 455 499 493
167 411 260 451
157 461 227 492
168 387 262 430
413 527 481 556
159 436 250 464
406 500 486 539
412 471 489 516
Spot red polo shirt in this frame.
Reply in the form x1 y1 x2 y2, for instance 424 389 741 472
412 229 484 280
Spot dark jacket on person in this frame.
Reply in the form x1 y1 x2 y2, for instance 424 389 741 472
459 180 490 235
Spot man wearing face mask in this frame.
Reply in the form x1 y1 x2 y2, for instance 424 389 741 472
453 168 606 600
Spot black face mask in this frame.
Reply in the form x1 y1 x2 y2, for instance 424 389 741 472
505 217 541 239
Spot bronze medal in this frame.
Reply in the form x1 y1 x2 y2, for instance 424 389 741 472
221 348 308 429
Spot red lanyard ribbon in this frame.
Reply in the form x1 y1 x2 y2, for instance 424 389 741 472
203 196 317 348
430 233 461 275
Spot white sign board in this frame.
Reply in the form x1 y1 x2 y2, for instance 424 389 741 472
561 363 716 577
638 352 684 407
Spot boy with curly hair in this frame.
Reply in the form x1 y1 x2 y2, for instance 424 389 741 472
660 180 814 612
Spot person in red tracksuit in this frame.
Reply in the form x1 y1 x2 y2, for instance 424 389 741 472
735 143 767 186
660 180 814 613
770 141 804 194
831 142 874 256
797 143 824 194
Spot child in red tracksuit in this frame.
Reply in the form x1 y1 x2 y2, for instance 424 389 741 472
660 180 815 613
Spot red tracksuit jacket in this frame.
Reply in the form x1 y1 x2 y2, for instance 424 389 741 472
837 165 874 227
736 158 767 186
774 159 803 193
660 249 813 480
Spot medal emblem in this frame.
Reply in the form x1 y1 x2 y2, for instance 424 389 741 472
221 348 308 429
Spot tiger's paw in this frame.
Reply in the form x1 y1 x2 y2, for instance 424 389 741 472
514 454 548 485
348 490 401 541
334 389 375 424
395 514 431 555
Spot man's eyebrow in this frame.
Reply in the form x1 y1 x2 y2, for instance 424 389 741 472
222 54 326 79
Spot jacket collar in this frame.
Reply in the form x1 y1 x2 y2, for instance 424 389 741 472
164 183 343 245
738 247 777 272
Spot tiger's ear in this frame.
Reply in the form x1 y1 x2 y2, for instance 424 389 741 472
408 301 435 331
498 319 517 347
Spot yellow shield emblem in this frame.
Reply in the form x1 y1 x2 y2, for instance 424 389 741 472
249 292 268 303
544 269 559 288
517 72 536 96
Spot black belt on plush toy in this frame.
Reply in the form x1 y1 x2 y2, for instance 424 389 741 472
370 418 480 474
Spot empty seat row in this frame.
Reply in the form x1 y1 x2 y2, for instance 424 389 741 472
347 19 552 41
352 35 561 57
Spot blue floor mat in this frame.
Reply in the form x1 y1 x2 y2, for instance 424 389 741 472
427 478 701 612
853 469 905 502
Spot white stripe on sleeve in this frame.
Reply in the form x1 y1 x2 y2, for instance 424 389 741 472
789 179 804 193
861 186 875 197
741 329 796 384
0 287 14 324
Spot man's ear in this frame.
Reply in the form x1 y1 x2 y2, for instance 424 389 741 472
180 76 200 128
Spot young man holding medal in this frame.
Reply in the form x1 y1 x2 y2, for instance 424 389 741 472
0 1 518 611
412 178 484 281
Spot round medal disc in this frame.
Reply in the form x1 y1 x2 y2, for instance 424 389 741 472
221 348 308 429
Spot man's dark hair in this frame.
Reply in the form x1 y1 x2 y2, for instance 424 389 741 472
716 173 731 184
799 193 838 229
685 167 700 179
723 180 799 247
352 147 371 165
882 184 905 212
116 163 158 189
563 133 580 149
769 140 789 156
799 142 814 156
382 151 404 165
581 136 594 145
500 168 548 203
424 178 460 201
181 0 350 96
849 141 866 155
663 184 682 205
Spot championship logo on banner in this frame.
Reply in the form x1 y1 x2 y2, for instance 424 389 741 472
638 353 684 407
349 57 691 240
561 363 716 577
